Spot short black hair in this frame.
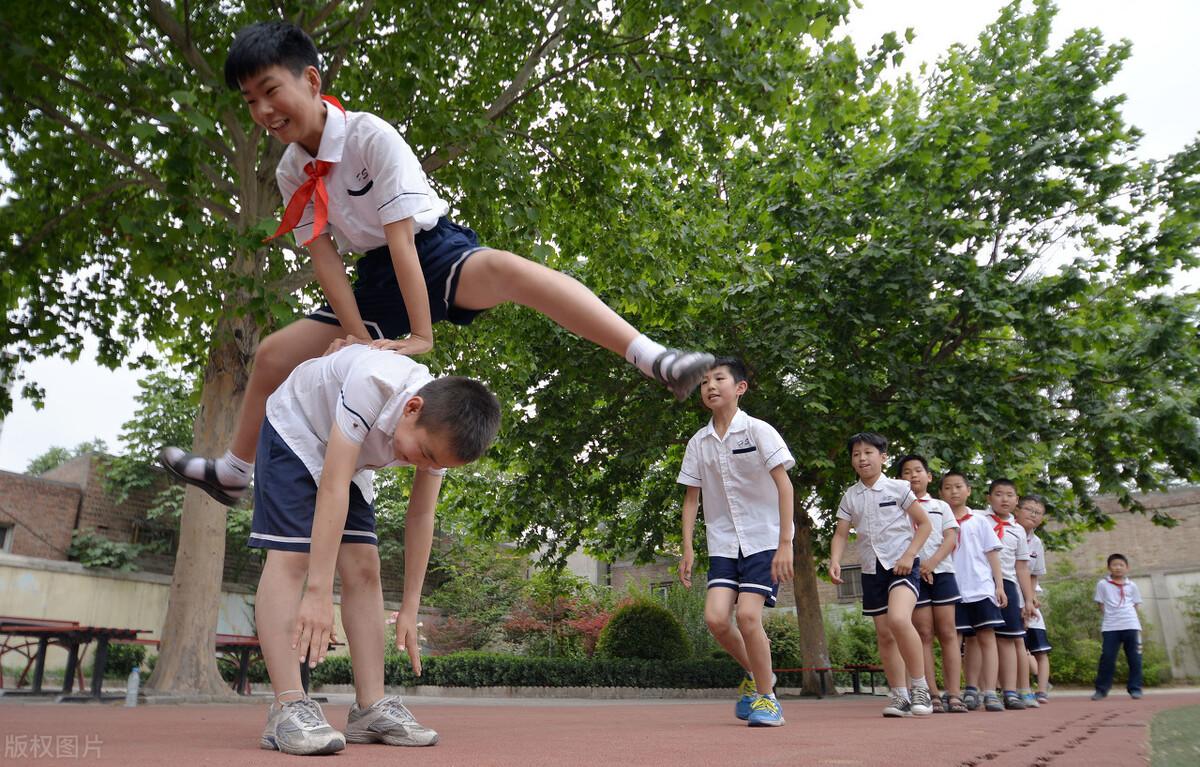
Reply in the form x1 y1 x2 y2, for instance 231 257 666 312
709 356 748 384
940 470 970 487
988 478 1018 494
894 453 929 477
1107 553 1129 566
847 432 888 456
415 377 502 463
225 21 321 91
1019 494 1046 508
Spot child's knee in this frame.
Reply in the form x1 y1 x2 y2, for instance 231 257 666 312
735 608 764 637
338 547 381 588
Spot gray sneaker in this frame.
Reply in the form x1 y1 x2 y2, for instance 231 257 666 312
345 695 439 747
651 350 715 401
882 691 913 718
910 686 933 716
260 698 345 756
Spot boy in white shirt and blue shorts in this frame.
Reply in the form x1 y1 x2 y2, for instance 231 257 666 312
829 434 933 718
678 358 795 728
1017 495 1051 704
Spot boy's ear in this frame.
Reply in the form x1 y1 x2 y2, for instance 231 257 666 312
735 379 749 396
304 64 322 95
403 395 424 417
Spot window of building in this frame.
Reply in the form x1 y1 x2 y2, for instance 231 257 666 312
0 523 13 553
836 566 862 602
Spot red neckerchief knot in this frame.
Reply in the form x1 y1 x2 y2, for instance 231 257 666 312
1107 578 1127 605
265 95 346 246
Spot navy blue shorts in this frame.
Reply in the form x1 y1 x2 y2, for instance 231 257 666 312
916 571 962 607
955 598 1004 634
1024 627 1052 654
307 217 488 339
707 550 779 608
995 579 1026 637
861 558 920 616
248 419 378 552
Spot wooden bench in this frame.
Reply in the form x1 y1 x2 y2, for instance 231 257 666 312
0 617 151 701
774 663 886 696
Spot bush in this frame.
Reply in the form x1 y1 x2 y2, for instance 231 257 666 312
595 600 690 661
103 643 147 678
638 581 718 660
763 613 803 668
824 607 881 667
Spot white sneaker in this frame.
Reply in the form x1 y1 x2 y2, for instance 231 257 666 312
260 698 345 755
651 349 715 401
910 686 933 716
345 696 439 747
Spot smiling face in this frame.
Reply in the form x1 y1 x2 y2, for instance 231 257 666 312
698 364 747 413
850 441 886 484
1017 499 1045 531
391 398 468 472
239 63 326 154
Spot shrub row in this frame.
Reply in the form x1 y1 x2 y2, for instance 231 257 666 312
310 651 743 689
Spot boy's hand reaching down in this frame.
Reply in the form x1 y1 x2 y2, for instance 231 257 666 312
370 333 433 356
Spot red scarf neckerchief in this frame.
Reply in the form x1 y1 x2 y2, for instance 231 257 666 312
992 514 1014 542
265 95 346 246
1106 578 1128 605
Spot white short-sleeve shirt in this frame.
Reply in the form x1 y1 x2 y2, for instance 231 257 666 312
836 476 919 574
1027 531 1047 578
265 345 444 503
951 509 1004 604
276 106 451 254
916 495 959 574
983 509 1030 583
676 409 795 558
1094 577 1143 632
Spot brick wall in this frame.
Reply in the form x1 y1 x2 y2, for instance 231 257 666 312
0 470 80 560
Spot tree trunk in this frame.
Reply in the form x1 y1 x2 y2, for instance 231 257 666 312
791 495 835 696
146 321 254 696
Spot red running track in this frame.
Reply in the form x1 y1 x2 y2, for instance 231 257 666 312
1 691 1196 766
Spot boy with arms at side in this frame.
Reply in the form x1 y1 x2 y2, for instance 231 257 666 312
251 344 500 755
1092 553 1144 700
830 434 933 718
678 357 795 727
1017 494 1052 704
161 21 713 504
982 479 1037 710
941 471 1007 712
897 455 964 713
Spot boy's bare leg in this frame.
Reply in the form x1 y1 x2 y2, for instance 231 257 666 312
885 587 925 687
912 606 940 697
964 634 981 689
935 604 962 696
998 637 1019 691
1037 653 1051 692
256 550 312 699
734 593 773 696
1017 641 1031 692
871 615 906 689
704 588 752 673
336 544 386 708
977 629 1000 692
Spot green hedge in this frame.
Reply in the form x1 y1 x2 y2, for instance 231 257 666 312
310 651 743 689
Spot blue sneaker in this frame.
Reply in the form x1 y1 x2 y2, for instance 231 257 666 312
747 696 785 727
735 676 757 720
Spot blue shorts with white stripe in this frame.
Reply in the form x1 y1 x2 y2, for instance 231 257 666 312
707 549 779 608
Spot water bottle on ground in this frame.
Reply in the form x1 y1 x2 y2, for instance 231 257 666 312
125 666 140 707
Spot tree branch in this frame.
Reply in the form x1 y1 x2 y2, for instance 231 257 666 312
305 0 343 32
320 0 376 91
268 262 317 296
16 178 142 255
144 0 220 89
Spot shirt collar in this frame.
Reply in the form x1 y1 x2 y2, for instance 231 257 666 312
702 408 749 442
299 101 348 164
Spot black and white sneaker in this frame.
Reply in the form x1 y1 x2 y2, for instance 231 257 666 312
910 686 933 716
882 691 913 717
158 447 246 507
651 349 715 401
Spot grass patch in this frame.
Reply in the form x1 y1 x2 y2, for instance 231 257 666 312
1151 704 1200 767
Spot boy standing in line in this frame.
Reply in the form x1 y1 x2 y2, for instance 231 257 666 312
249 345 500 755
897 455 963 713
678 357 795 727
161 21 713 504
941 471 1006 712
982 479 1037 710
1092 553 1144 700
830 434 933 718
1017 495 1051 704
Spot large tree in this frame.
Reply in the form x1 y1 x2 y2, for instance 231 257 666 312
1 0 841 694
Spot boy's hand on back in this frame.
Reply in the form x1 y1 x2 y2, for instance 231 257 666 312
324 334 369 356
370 333 433 356
293 590 336 668
829 561 843 584
771 546 794 584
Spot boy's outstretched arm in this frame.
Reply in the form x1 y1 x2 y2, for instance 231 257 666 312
770 465 794 584
395 467 442 675
679 486 700 587
370 218 434 356
829 519 851 584
296 425 361 669
309 234 373 343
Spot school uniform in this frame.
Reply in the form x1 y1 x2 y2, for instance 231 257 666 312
677 409 795 607
1023 532 1051 654
1093 576 1144 695
984 510 1030 637
250 345 446 552
275 102 488 339
914 495 961 607
951 510 1005 633
836 477 921 616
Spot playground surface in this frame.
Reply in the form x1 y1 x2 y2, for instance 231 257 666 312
2 688 1197 766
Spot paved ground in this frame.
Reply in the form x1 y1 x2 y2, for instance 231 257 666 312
2 689 1197 765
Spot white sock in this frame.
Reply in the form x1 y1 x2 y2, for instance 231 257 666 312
894 686 910 701
216 450 253 487
910 676 928 689
624 334 667 378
